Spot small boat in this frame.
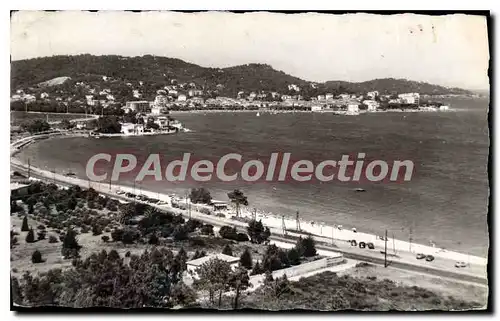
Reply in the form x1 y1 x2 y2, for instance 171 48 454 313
354 188 366 192
256 112 260 117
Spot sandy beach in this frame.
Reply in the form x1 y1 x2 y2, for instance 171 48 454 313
10 132 487 268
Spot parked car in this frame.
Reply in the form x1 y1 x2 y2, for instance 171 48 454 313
116 190 125 195
416 253 426 260
455 261 467 268
367 242 375 249
359 241 366 249
425 255 435 262
350 240 357 246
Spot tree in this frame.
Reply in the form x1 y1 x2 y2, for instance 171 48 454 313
287 248 301 265
31 250 44 263
26 228 35 243
296 235 317 257
61 228 82 259
251 261 263 275
222 244 233 256
247 219 270 244
21 216 29 231
148 233 159 245
59 119 75 130
189 187 212 204
227 189 248 217
20 119 51 134
101 235 110 243
240 248 253 269
197 258 232 308
228 266 250 309
200 224 214 236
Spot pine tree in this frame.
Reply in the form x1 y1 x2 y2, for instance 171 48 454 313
301 235 317 257
287 248 301 265
25 228 35 243
21 216 29 232
251 261 263 275
222 244 233 256
240 247 253 269
61 228 82 259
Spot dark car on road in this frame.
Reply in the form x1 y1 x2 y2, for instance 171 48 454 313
425 255 435 262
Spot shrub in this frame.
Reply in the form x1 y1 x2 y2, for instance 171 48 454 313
48 235 58 243
122 228 139 244
189 237 206 247
173 225 189 241
237 233 249 242
26 228 35 243
111 229 124 242
200 224 214 236
125 251 131 258
222 244 233 256
148 233 159 245
101 235 110 243
92 224 103 236
37 230 47 241
37 224 46 230
31 250 43 263
287 248 301 265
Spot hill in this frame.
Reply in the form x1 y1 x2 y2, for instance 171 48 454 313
10 54 472 97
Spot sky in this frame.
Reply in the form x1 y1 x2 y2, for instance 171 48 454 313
10 11 490 90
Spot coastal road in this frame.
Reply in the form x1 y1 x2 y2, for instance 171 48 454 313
11 161 488 286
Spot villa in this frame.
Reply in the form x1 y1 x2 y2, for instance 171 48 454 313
121 123 144 136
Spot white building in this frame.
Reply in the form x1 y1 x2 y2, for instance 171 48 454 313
126 101 150 113
439 105 450 111
347 103 360 115
154 116 169 129
288 84 300 92
40 92 49 99
317 95 325 101
362 100 380 112
325 93 334 100
177 94 187 102
186 254 240 280
311 105 323 112
366 91 379 99
398 93 420 105
120 123 144 136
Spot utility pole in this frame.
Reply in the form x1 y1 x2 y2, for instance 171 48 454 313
331 225 335 246
281 215 287 236
27 158 31 178
392 232 396 254
108 176 112 191
296 211 301 231
384 229 388 268
52 169 56 184
409 227 413 253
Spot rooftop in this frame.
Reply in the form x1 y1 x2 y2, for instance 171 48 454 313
10 182 29 191
186 253 240 267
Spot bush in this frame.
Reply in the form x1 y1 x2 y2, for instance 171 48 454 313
101 235 110 243
111 229 124 242
237 233 249 242
222 244 233 256
122 228 139 244
37 230 47 241
125 251 131 258
37 224 46 230
92 224 103 236
31 250 43 263
48 235 58 243
200 224 214 236
173 225 189 241
148 233 159 245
